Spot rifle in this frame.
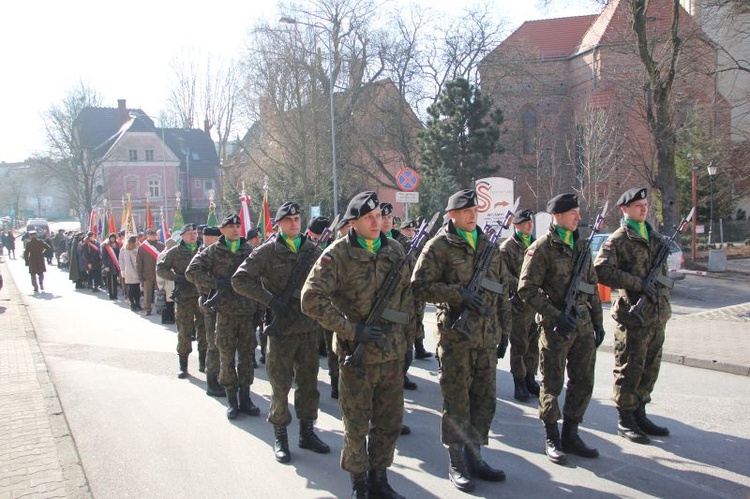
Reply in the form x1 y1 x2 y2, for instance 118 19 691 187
553 201 609 340
450 198 520 339
342 211 440 375
263 215 340 336
628 207 694 324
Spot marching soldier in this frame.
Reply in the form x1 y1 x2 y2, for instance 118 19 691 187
156 224 207 378
244 227 265 368
411 188 510 492
594 187 671 444
399 218 433 361
233 202 330 464
499 209 541 402
517 193 604 465
185 215 259 419
137 228 165 316
189 226 224 396
302 191 414 499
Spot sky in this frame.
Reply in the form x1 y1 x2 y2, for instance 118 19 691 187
0 0 600 162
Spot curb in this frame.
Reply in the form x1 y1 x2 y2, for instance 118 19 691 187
2 260 92 498
598 344 750 377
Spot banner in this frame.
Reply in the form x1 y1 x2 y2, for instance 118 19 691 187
475 177 515 229
239 191 252 237
145 199 155 230
258 188 273 239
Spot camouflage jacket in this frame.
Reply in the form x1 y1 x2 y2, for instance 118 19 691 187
411 222 511 348
517 223 603 328
156 242 201 299
594 220 671 327
232 235 320 334
301 230 416 364
499 232 533 313
185 236 256 315
389 228 411 248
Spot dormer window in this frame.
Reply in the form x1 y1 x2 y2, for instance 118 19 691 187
128 149 138 161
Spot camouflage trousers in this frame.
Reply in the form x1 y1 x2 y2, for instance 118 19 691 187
509 306 540 378
216 313 257 389
199 297 219 377
339 358 404 474
324 330 338 379
266 333 321 427
538 322 597 424
613 322 666 412
437 342 497 446
414 300 426 341
175 297 206 355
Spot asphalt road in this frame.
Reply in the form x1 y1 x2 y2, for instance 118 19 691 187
6 258 750 498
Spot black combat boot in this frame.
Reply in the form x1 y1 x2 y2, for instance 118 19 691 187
617 409 650 444
447 444 475 492
400 424 411 436
330 375 339 399
350 472 368 499
299 420 330 454
513 376 531 402
226 388 239 420
198 350 206 373
634 404 670 436
273 425 291 463
561 419 599 458
403 375 418 390
414 338 433 359
464 443 506 481
177 354 189 379
544 422 567 464
368 468 405 499
238 386 260 416
205 374 225 397
525 372 540 397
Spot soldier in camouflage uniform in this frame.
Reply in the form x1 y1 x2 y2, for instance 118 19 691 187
233 202 330 464
184 215 260 419
499 209 541 402
517 193 604 465
594 187 671 444
411 188 510 492
156 224 207 379
189 226 224 397
302 191 414 499
400 218 433 361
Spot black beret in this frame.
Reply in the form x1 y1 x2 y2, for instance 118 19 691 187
345 191 379 220
275 201 301 221
220 214 241 227
546 193 579 214
246 227 260 239
380 202 394 216
446 189 477 211
617 187 648 206
181 223 198 234
400 218 417 230
203 226 221 237
308 216 330 235
514 209 534 224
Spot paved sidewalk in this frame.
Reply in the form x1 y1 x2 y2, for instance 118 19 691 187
0 258 90 498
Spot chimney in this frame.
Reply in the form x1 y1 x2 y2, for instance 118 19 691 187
117 99 128 125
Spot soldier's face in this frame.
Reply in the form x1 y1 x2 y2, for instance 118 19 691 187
221 223 242 241
381 213 393 233
182 230 199 245
250 236 261 246
450 206 478 232
554 208 581 232
277 215 301 238
203 235 219 246
515 220 534 235
352 210 382 240
401 226 415 239
623 199 648 223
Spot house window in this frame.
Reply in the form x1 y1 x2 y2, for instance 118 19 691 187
145 149 154 161
204 180 214 191
521 107 537 155
148 178 161 199
128 149 138 161
194 179 201 189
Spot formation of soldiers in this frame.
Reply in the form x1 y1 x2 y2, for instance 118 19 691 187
144 185 675 498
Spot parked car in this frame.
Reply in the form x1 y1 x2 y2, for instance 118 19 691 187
25 218 50 236
590 233 685 281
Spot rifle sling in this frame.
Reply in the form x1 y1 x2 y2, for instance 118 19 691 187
480 278 504 294
655 274 675 289
381 308 409 325
577 281 596 295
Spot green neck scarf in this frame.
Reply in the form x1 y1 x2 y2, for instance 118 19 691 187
224 238 240 253
280 231 301 254
516 229 533 248
386 230 394 239
456 227 478 250
554 225 574 250
357 235 382 254
185 242 198 253
625 218 650 242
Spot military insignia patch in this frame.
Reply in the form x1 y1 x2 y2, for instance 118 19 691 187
527 249 535 256
367 199 375 209
321 255 332 265
604 241 612 248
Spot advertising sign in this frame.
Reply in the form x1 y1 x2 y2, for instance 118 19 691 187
475 177 514 228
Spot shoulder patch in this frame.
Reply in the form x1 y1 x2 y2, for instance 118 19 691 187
527 249 535 256
603 241 612 248
321 255 332 265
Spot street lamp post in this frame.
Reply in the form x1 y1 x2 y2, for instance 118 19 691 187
687 153 701 262
279 16 339 218
707 163 718 247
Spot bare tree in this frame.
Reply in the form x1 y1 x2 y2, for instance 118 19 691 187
166 51 198 129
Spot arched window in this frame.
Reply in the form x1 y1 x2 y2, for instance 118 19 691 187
522 106 538 155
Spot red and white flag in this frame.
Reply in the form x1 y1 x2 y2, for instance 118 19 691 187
239 192 252 236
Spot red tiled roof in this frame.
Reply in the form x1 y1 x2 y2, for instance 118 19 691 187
503 14 598 59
